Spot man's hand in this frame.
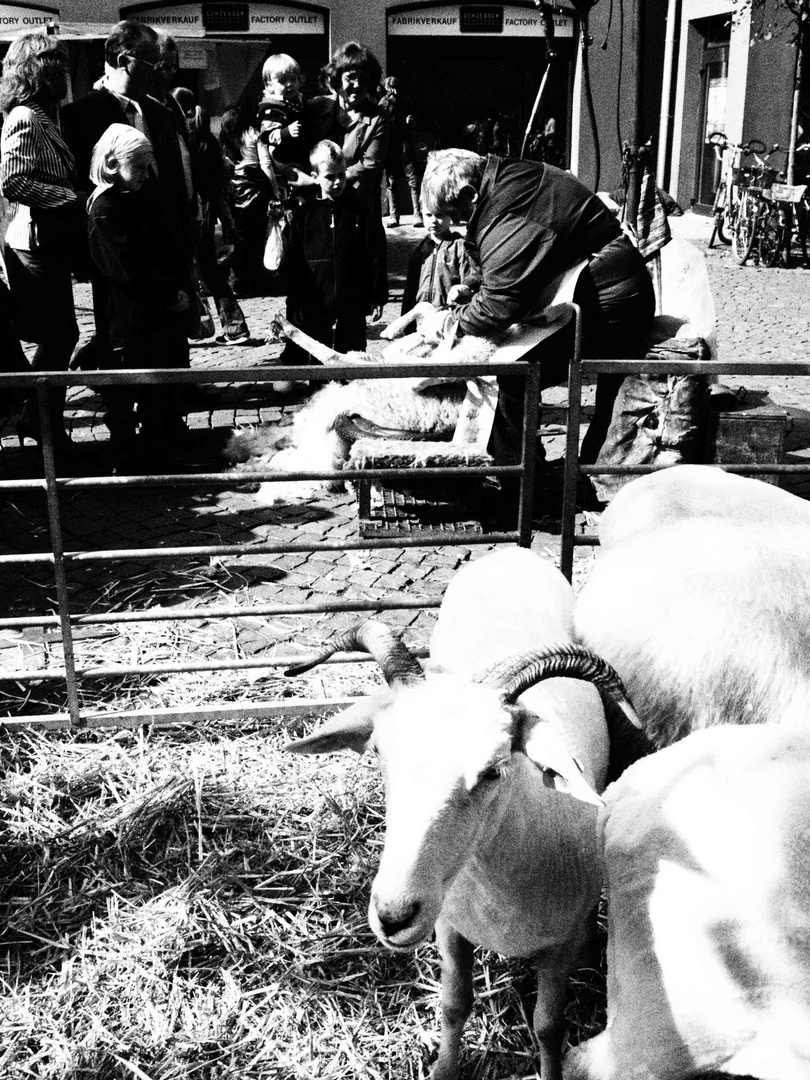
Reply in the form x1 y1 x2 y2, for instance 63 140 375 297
286 120 302 139
447 284 473 305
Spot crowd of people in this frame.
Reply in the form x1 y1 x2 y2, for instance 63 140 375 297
0 18 654 489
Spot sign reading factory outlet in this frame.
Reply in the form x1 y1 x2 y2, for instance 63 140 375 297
387 5 573 36
126 3 324 36
0 3 57 31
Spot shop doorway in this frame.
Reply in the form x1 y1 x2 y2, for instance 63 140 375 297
386 32 574 164
695 14 730 210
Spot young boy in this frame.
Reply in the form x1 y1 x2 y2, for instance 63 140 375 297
400 198 481 314
276 140 387 390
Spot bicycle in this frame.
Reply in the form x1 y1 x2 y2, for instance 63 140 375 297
731 143 782 266
757 145 810 267
708 133 767 247
757 181 809 267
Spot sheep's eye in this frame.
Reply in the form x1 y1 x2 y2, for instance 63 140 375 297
477 760 508 786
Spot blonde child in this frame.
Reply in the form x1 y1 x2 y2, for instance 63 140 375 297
400 190 481 314
257 53 311 187
87 124 190 469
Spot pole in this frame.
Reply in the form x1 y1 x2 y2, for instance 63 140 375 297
656 0 679 186
788 11 806 185
623 0 645 229
521 2 557 158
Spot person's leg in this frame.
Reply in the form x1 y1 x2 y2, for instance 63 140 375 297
333 305 368 354
384 168 400 226
404 160 422 224
197 212 250 342
487 320 575 468
4 246 80 449
576 242 656 464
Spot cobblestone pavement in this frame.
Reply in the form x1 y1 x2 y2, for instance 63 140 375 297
2 213 810 710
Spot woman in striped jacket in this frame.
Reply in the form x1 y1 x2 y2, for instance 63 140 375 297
0 32 82 460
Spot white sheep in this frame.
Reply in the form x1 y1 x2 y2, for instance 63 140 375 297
227 306 497 505
574 465 810 749
564 723 810 1080
285 548 639 1080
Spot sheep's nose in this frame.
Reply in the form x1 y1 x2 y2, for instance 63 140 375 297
377 900 421 938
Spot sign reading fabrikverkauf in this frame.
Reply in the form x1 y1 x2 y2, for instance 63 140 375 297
124 1 324 36
387 4 573 36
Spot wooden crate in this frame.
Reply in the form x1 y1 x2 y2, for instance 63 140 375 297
705 397 789 485
347 438 493 538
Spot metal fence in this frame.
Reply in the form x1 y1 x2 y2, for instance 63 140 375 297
560 354 810 580
1 346 551 731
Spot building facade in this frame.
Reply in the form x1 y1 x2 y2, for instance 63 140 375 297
0 0 804 208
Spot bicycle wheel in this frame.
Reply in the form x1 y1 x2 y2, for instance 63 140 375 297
711 181 733 245
757 207 783 267
716 210 733 245
733 191 758 265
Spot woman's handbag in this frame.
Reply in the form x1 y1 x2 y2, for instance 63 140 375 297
263 203 288 273
262 162 289 275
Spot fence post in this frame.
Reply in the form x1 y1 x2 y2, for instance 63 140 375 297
36 379 82 727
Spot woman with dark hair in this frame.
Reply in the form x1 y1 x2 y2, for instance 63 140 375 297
0 31 82 459
321 41 389 216
172 87 250 341
218 99 274 297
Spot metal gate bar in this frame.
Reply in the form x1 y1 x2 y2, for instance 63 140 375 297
1 322 571 729
560 354 810 580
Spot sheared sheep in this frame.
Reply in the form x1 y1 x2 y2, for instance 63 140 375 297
564 723 810 1080
285 548 640 1080
574 465 810 750
226 306 498 504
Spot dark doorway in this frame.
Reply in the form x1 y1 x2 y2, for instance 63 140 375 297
695 14 730 209
386 32 574 162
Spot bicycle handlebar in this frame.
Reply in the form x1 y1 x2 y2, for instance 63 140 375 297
708 133 769 160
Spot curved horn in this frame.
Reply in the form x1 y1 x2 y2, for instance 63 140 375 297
285 619 425 686
476 643 641 728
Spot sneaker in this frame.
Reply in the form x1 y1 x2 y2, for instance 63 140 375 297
386 216 400 228
215 331 252 345
412 215 424 228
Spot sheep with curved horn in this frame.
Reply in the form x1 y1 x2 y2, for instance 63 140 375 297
285 548 639 1080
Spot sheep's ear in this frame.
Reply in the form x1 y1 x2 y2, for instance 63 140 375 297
283 698 376 756
519 712 604 807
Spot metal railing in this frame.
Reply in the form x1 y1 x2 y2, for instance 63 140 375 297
1 334 562 731
560 354 810 580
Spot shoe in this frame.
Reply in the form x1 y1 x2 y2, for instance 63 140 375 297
16 418 89 463
215 331 252 345
386 217 400 228
412 215 424 228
